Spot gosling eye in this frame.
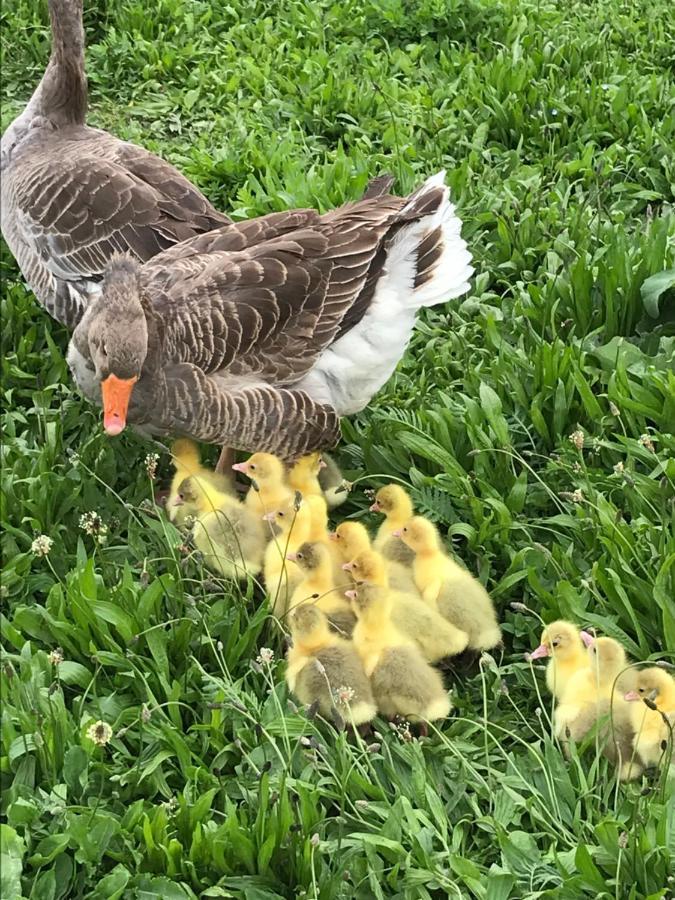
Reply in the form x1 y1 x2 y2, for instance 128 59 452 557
249 464 256 471
403 527 408 533
297 553 303 560
552 639 560 648
639 687 645 693
178 493 184 501
278 512 285 518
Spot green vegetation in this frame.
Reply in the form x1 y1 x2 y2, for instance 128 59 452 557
1 0 674 896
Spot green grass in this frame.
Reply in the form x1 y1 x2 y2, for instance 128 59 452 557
1 0 674 897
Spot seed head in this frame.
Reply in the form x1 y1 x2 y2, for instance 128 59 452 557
48 648 63 667
144 453 160 480
609 401 620 416
79 511 108 545
86 720 113 746
333 685 355 706
639 434 655 453
31 534 53 557
560 489 584 503
510 601 530 613
569 430 585 451
141 704 152 724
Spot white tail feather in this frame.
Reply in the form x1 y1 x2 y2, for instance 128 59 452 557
295 170 474 414
387 170 474 309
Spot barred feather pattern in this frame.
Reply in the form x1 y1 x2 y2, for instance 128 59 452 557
1 0 230 329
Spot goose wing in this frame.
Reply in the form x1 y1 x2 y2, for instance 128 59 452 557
149 199 406 384
10 130 229 324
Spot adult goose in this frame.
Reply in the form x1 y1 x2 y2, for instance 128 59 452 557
67 172 473 460
0 0 230 329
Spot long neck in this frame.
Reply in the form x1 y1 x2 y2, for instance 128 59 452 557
30 0 87 125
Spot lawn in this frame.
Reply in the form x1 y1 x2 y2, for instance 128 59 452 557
1 0 674 897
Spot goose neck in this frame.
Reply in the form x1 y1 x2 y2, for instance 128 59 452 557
34 0 87 125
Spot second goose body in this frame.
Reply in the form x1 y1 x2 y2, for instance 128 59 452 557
1 0 230 329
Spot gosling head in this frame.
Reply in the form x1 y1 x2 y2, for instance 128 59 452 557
286 541 330 572
290 452 326 479
369 484 413 518
330 521 371 561
290 604 330 641
587 636 627 677
394 516 439 553
345 582 389 618
624 667 675 708
529 621 588 661
341 550 386 585
232 452 286 485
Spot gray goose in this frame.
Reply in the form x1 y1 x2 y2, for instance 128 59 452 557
0 0 230 329
67 171 473 460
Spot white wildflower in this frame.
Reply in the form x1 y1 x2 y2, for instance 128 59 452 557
639 434 655 452
569 430 585 451
48 648 63 666
333 685 355 707
613 461 625 475
144 453 160 480
86 720 113 746
79 511 108 545
257 647 274 665
31 535 53 557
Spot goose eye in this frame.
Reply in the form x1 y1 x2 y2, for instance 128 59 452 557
639 687 645 693
178 493 184 501
552 640 559 648
249 464 256 471
297 553 303 560
278 512 285 518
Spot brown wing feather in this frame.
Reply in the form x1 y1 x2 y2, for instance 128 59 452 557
156 364 340 459
11 128 229 296
153 200 408 383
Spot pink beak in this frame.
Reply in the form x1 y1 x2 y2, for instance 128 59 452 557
232 462 248 474
262 511 277 522
327 532 337 542
319 459 327 470
529 644 550 660
286 552 298 562
624 690 641 702
579 630 594 648
369 502 381 512
392 529 402 538
344 589 357 601
173 497 184 507
341 562 352 571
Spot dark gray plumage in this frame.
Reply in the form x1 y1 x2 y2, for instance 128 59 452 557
1 0 230 328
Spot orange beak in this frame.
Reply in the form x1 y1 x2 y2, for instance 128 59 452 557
101 374 137 436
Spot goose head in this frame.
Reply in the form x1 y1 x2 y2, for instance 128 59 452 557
77 255 149 435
